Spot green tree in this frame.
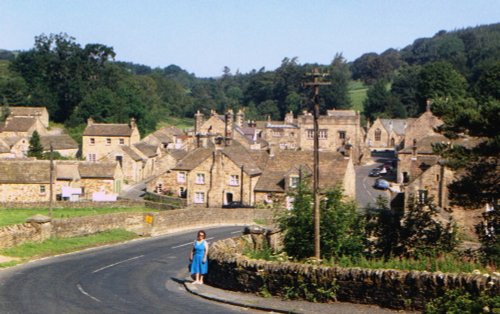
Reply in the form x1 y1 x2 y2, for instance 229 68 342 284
417 61 467 111
391 65 421 117
321 53 352 110
28 130 44 159
279 184 365 260
0 101 9 122
363 80 390 121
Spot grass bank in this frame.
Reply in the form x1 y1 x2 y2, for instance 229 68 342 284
0 206 152 227
0 229 138 268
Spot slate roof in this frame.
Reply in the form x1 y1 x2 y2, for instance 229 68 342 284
121 146 144 161
134 142 158 158
0 138 10 153
83 123 133 137
143 126 184 144
380 118 413 135
400 134 449 154
78 162 117 178
167 149 189 161
0 160 51 183
326 109 357 117
1 117 37 132
221 143 262 176
173 147 213 171
255 151 349 192
55 162 80 180
9 107 46 117
40 134 78 150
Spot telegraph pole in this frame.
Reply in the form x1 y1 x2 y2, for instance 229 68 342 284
49 143 54 217
304 68 330 260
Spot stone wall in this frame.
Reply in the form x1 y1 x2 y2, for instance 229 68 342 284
0 200 145 209
0 207 275 248
207 236 499 311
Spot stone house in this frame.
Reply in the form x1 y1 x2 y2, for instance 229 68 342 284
142 125 186 150
0 136 29 158
0 160 53 202
403 108 443 149
0 160 123 203
254 150 355 208
366 118 413 150
8 106 49 128
0 116 48 138
148 140 264 207
40 134 79 158
82 117 140 162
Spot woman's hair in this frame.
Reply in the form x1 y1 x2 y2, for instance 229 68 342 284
197 230 206 238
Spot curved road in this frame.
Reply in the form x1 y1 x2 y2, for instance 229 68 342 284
0 226 257 314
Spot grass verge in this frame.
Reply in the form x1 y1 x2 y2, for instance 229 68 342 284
0 229 138 268
0 206 152 228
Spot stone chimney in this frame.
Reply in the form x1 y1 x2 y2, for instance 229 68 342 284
389 120 393 133
284 111 294 124
87 117 94 126
426 99 433 112
225 109 234 141
236 108 245 127
130 117 137 129
210 109 217 117
194 110 204 134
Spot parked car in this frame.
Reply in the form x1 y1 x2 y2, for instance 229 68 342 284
374 178 390 190
368 168 381 177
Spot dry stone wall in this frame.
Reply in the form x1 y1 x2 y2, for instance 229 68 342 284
207 236 500 311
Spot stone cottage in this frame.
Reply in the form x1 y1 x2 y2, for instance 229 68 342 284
82 117 140 162
366 118 413 150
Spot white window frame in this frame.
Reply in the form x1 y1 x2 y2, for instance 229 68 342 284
290 176 300 188
194 192 205 204
319 129 328 140
196 173 205 184
106 138 111 146
119 138 125 145
177 171 186 183
90 138 95 145
229 175 239 186
87 153 97 162
39 185 46 194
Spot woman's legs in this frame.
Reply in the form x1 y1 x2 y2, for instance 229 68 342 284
194 273 200 283
199 275 204 284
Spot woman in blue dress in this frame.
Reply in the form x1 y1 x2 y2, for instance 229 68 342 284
190 230 208 284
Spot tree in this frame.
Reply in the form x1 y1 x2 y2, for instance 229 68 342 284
321 53 352 110
28 130 44 159
391 65 421 117
366 196 458 258
279 184 365 260
0 101 9 122
363 80 390 121
417 61 467 111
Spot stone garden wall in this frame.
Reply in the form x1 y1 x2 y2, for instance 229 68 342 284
207 236 499 311
0 207 276 248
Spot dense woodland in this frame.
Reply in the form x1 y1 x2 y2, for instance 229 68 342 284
0 24 499 223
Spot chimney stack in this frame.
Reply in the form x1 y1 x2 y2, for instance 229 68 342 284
236 108 245 127
130 117 136 129
87 117 94 126
285 111 294 124
195 110 204 134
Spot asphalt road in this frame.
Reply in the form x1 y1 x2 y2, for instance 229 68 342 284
0 226 258 314
355 157 392 210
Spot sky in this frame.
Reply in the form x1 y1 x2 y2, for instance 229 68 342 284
1 1 499 77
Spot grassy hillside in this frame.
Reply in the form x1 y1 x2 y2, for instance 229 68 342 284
348 80 368 112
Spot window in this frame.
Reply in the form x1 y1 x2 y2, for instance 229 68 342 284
290 176 299 188
115 155 123 167
196 173 205 184
418 190 428 204
338 131 346 139
307 129 327 139
106 138 111 145
179 187 186 198
229 175 239 186
39 185 46 194
272 129 283 137
87 153 96 162
119 138 125 145
194 192 205 204
375 129 381 141
319 129 328 139
90 138 95 145
177 172 186 183
155 183 163 193
307 129 314 139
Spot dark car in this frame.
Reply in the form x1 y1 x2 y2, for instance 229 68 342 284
368 168 381 177
374 178 390 190
222 201 254 208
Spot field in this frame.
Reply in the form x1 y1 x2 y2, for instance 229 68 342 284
348 80 368 112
